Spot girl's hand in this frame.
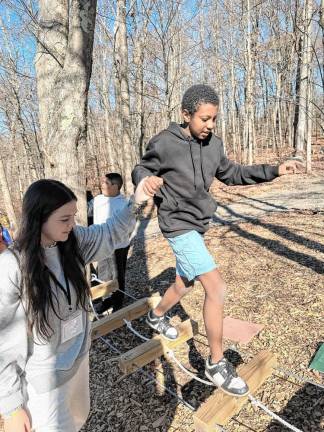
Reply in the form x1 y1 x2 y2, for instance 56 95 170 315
4 408 31 432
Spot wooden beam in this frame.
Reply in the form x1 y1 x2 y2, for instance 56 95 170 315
119 319 199 375
91 294 161 340
193 350 277 431
90 279 119 300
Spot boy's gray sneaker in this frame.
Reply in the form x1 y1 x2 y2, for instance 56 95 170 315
205 356 249 397
146 310 178 340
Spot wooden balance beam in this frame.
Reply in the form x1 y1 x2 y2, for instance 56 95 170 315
90 279 119 301
91 293 161 340
193 350 277 431
119 319 199 375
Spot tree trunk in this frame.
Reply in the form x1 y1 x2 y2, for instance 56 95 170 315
35 0 97 224
0 155 18 227
244 0 255 164
295 0 312 158
114 0 135 195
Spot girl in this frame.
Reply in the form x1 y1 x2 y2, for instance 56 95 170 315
0 178 146 431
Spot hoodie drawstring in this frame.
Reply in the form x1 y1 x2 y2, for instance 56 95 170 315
188 139 197 190
200 142 207 189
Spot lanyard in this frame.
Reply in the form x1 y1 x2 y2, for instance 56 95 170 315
46 267 72 311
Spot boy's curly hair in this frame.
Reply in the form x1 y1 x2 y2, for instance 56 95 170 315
181 84 219 114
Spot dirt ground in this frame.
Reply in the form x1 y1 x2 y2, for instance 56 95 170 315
1 168 323 431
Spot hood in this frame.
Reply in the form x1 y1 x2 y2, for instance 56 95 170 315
166 122 190 141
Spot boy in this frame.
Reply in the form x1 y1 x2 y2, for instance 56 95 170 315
89 173 133 312
132 84 302 397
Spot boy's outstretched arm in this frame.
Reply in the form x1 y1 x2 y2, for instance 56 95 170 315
216 142 304 185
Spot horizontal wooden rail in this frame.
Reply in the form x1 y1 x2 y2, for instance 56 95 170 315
90 279 119 300
91 293 161 340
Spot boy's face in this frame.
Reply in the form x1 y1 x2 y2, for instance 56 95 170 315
101 177 120 197
183 103 218 140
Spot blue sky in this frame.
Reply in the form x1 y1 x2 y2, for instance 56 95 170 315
0 3 37 77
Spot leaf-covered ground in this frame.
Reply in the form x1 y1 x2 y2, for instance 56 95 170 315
84 174 323 431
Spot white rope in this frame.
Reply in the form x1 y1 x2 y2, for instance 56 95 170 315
167 350 215 386
123 319 150 341
248 394 303 432
91 275 140 301
98 335 196 411
89 297 100 320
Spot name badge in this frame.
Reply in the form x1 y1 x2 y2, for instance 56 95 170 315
61 311 83 343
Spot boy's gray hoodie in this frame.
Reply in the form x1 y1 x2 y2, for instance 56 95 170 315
0 203 135 416
132 122 279 237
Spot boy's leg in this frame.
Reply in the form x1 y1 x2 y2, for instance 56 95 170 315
198 268 249 397
147 230 211 340
146 275 193 340
198 268 225 363
154 274 193 316
97 246 130 313
113 245 130 309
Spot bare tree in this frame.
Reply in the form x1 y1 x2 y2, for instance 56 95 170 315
113 0 136 194
35 0 97 223
0 151 18 227
295 0 313 160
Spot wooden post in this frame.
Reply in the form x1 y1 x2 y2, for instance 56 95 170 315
193 351 277 431
119 319 199 375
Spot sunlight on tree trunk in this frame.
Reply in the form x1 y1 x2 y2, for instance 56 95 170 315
35 0 97 224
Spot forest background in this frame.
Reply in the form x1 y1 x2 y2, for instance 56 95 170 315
0 0 323 226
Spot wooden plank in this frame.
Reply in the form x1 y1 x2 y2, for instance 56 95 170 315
90 279 119 300
91 294 161 340
193 350 277 431
119 319 199 375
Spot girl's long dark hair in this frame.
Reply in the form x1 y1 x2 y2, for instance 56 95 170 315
15 179 90 340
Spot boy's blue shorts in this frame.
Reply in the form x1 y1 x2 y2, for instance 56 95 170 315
167 230 218 282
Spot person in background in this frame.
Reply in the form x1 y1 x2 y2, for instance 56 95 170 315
88 173 133 312
0 223 12 253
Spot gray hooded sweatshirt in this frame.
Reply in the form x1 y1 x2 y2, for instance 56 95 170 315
0 202 135 417
132 122 279 237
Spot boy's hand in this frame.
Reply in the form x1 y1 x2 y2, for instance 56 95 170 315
134 176 163 203
278 160 304 176
142 176 163 197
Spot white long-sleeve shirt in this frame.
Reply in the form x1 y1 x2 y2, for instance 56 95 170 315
90 194 132 249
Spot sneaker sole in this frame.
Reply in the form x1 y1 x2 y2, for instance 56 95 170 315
145 318 178 341
205 371 250 398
